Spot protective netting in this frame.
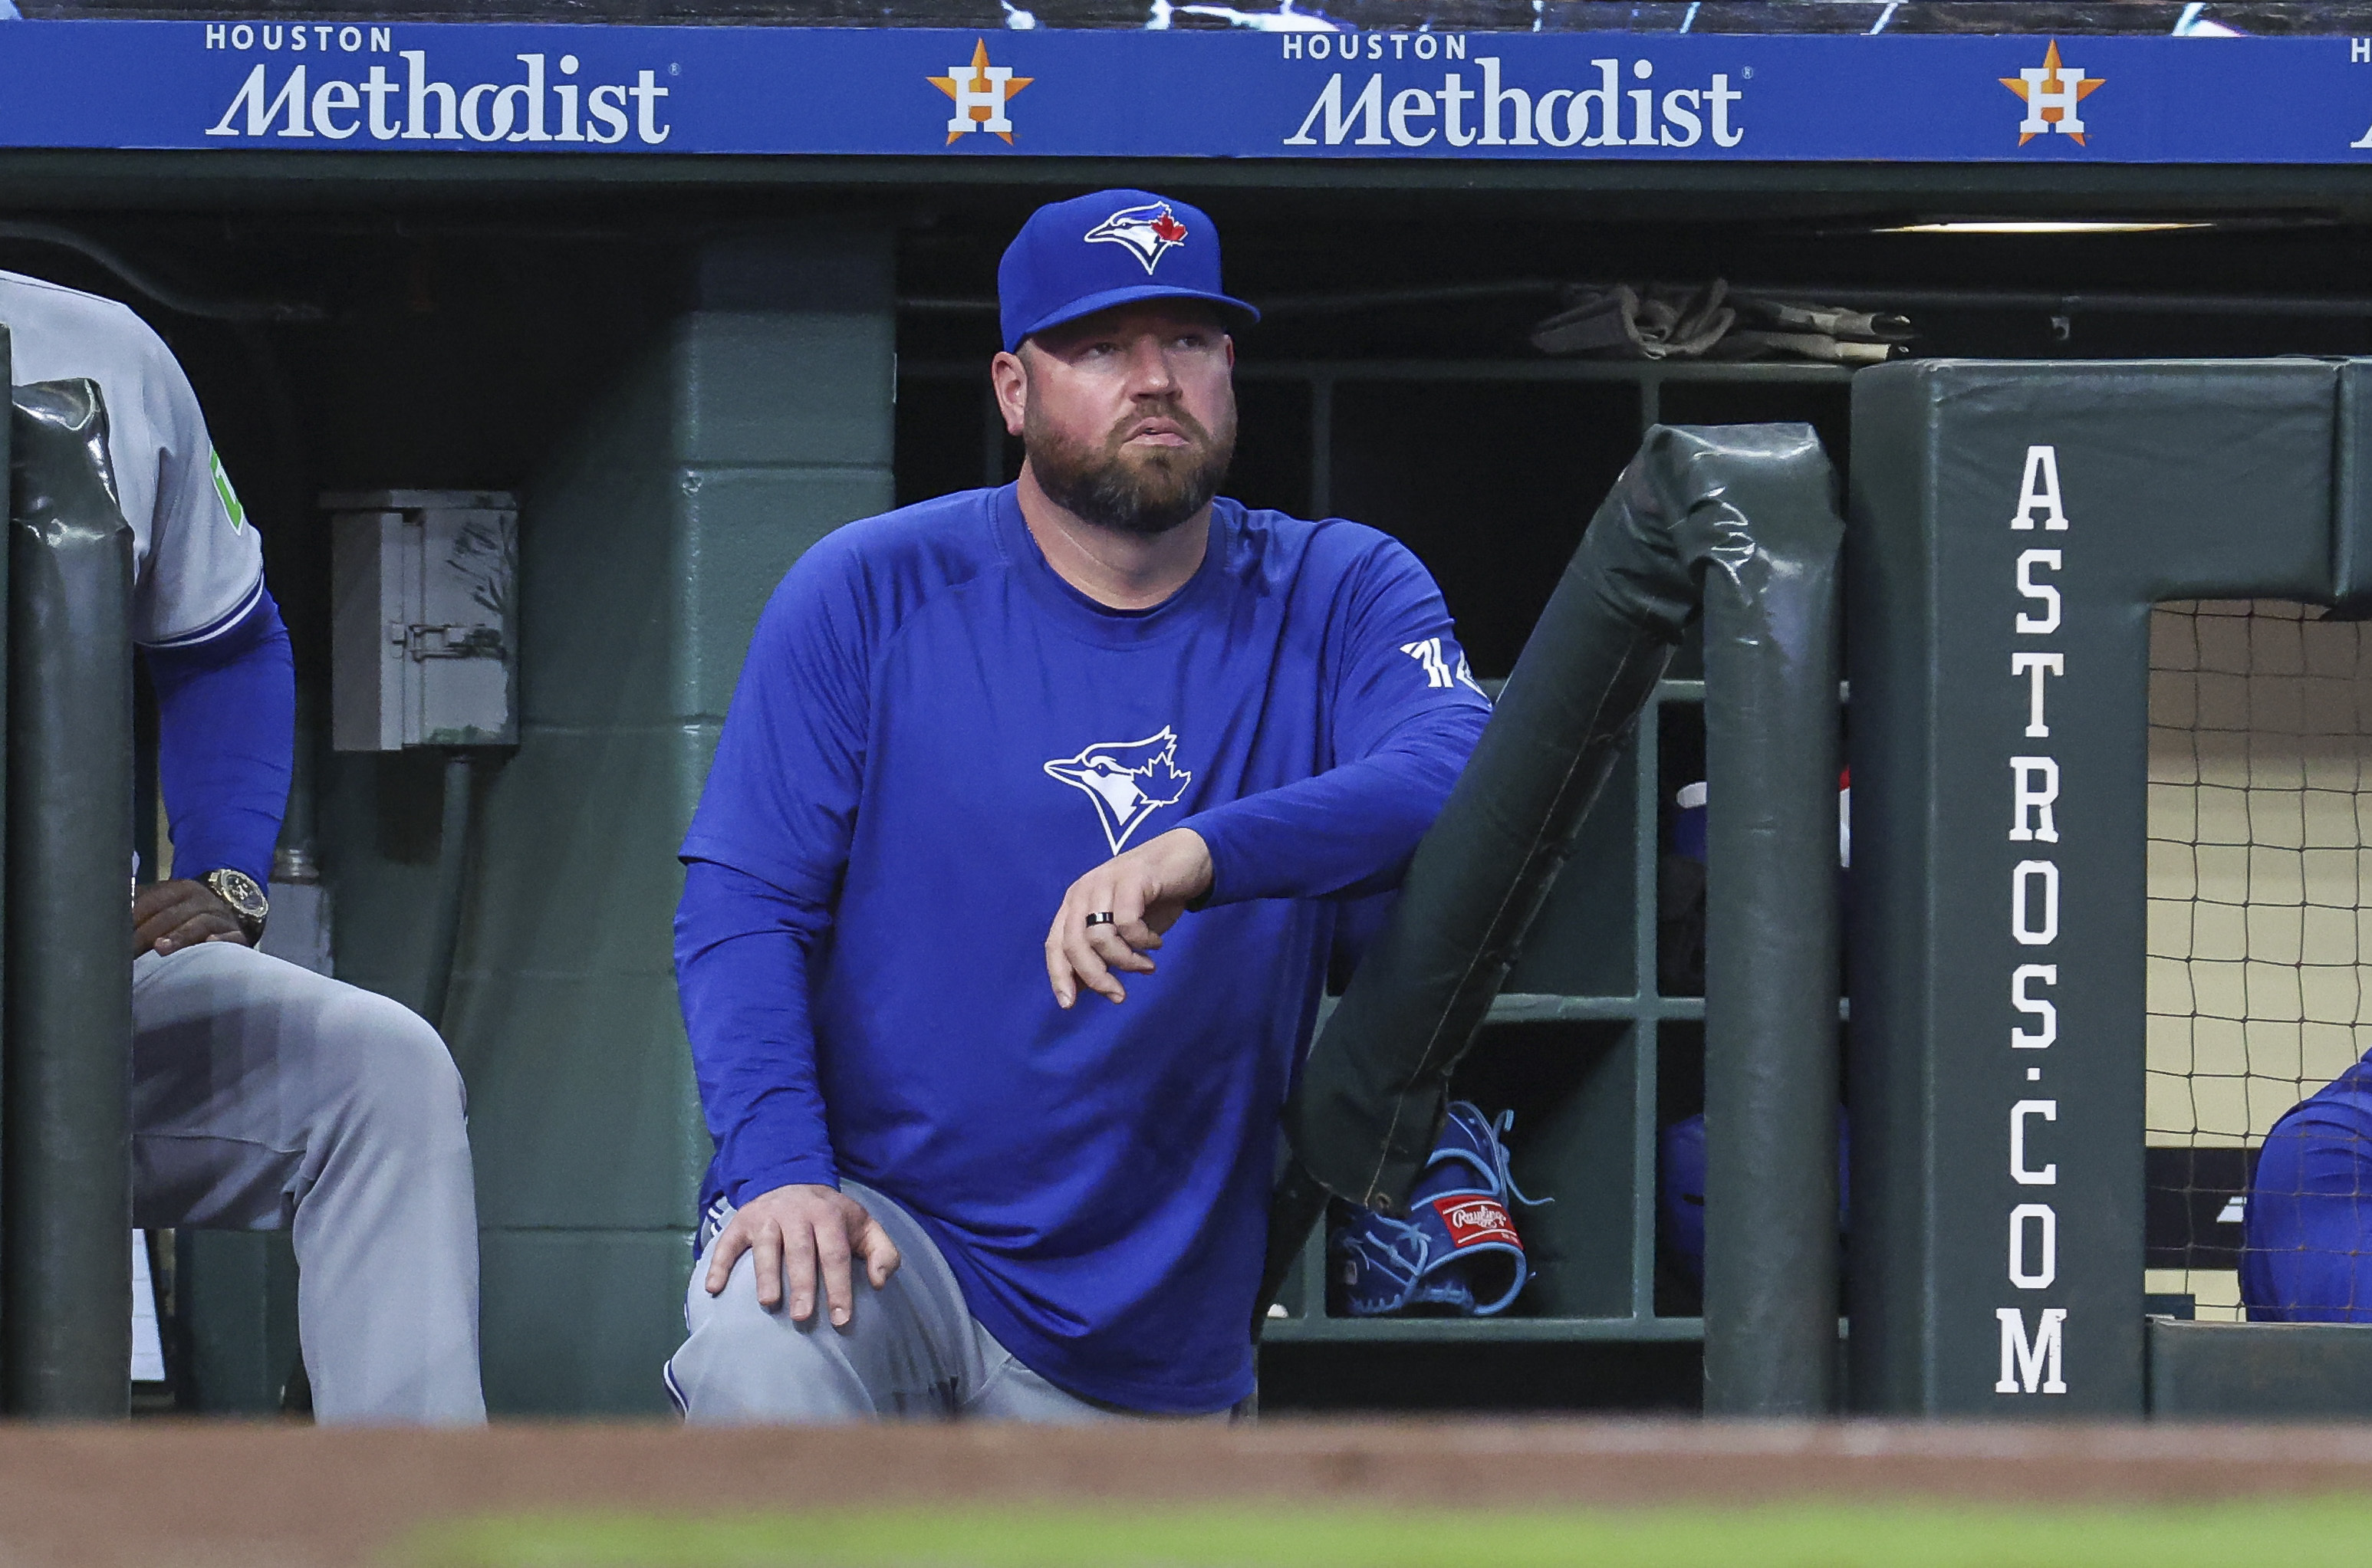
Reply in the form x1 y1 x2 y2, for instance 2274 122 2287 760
2146 600 2372 1321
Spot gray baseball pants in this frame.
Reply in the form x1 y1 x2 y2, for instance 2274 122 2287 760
668 1180 1183 1424
133 941 485 1424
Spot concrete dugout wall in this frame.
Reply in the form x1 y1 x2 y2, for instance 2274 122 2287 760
1847 359 2372 1416
321 228 893 1413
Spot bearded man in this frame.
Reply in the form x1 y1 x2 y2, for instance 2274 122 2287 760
663 190 1490 1422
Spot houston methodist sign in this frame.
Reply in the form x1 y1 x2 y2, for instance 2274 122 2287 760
3 23 2372 161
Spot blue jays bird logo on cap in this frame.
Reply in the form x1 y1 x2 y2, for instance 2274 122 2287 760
1084 202 1191 275
1044 727 1194 854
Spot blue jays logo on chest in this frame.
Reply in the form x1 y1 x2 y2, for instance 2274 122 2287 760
1043 727 1194 855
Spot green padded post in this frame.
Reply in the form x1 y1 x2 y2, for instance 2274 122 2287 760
1697 426 1844 1416
1847 360 2339 1416
3 379 135 1416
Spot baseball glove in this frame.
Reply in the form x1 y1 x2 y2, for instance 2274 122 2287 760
1331 1100 1549 1317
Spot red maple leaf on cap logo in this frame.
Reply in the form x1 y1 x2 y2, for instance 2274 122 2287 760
1085 202 1191 273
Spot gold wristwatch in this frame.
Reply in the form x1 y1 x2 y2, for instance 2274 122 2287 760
200 868 269 943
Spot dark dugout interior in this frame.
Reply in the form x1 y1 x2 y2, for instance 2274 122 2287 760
25 169 2372 1415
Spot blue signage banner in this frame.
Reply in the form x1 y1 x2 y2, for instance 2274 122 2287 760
2 21 2370 163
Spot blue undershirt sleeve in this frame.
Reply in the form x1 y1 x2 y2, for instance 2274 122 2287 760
2242 1100 2372 1322
676 545 873 1202
676 858 841 1200
1185 538 1490 906
140 584 293 888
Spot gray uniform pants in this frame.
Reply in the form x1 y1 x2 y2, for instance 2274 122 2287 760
667 1181 1143 1424
133 942 484 1424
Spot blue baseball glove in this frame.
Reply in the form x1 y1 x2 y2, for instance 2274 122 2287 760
1332 1100 1550 1317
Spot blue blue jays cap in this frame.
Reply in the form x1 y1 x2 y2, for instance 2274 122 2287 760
998 189 1260 354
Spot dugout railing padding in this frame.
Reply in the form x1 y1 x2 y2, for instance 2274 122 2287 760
1265 422 1845 1417
0 326 140 1418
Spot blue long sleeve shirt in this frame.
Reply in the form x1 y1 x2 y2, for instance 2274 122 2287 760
675 484 1489 1412
2242 1051 2372 1322
143 586 293 887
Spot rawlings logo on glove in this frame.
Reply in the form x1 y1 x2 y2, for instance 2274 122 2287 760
1433 1195 1519 1249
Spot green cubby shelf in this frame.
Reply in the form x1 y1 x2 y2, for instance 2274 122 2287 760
1261 1314 1706 1345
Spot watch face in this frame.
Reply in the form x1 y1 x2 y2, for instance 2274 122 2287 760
209 871 267 918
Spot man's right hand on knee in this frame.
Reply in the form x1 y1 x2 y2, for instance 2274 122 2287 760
704 1184 901 1326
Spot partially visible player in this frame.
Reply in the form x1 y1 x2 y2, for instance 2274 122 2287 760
2 270 485 1420
664 190 1491 1421
2242 1054 2372 1321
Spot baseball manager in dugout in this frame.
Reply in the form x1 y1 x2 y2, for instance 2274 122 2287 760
665 190 1490 1421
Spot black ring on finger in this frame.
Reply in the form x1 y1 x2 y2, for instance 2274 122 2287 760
1084 912 1116 928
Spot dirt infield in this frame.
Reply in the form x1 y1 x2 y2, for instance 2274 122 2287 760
5 1418 2372 1566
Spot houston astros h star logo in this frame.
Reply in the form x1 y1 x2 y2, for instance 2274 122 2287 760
1044 728 1194 855
1084 202 1190 274
2000 40 2103 146
929 38 1032 146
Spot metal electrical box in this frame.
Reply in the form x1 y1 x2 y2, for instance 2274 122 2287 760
327 490 518 751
